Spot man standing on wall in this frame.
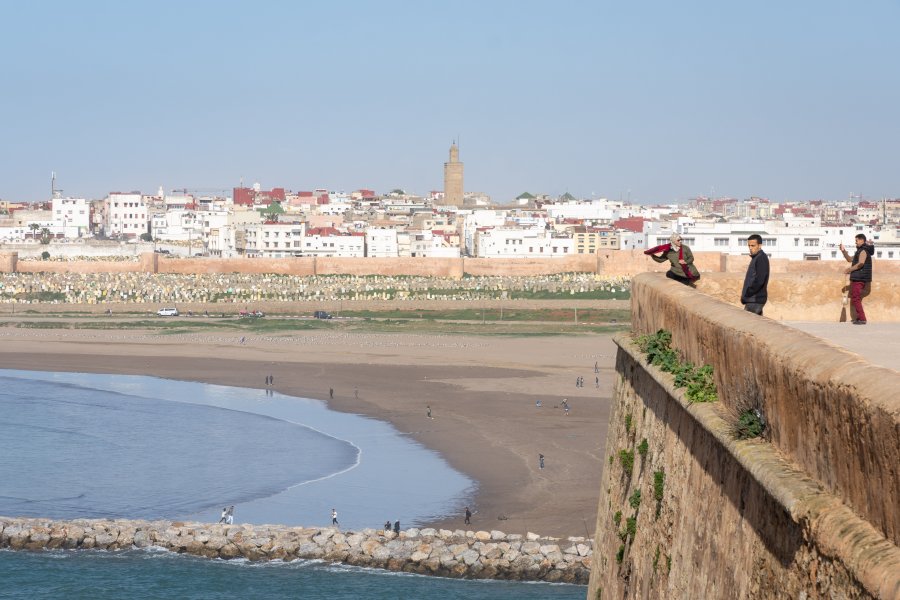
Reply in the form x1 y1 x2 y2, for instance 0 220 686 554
741 234 770 316
840 234 874 325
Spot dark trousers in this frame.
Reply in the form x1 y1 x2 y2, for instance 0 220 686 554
666 270 697 285
744 303 764 316
850 281 867 322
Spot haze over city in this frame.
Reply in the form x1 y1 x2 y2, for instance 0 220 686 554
2 1 898 203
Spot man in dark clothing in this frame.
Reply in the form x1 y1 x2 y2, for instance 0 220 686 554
393 520 400 534
464 506 472 525
741 234 770 315
841 234 874 325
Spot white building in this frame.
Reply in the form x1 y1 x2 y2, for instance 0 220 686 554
51 196 91 238
365 227 399 257
106 192 147 239
299 230 365 257
241 222 307 258
461 210 508 256
406 229 460 258
474 227 574 258
669 219 880 261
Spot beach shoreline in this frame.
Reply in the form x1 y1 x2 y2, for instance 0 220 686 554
0 326 616 538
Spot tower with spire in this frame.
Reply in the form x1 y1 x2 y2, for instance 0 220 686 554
441 141 464 206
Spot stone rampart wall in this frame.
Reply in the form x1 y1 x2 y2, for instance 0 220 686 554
588 336 899 598
4 250 900 278
0 517 591 584
587 274 900 598
696 272 900 322
629 273 900 544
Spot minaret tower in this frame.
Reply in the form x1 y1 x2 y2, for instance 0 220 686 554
442 141 464 206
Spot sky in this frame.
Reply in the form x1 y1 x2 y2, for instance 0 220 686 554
1 0 898 204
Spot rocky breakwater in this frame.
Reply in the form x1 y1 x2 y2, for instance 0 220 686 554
0 517 592 584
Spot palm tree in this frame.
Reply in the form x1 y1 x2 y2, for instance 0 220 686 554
28 223 40 239
40 227 52 244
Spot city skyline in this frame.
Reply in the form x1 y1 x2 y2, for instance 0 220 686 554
2 1 899 204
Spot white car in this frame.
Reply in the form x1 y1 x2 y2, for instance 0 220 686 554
157 307 179 317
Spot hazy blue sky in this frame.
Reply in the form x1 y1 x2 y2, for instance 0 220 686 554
2 1 898 204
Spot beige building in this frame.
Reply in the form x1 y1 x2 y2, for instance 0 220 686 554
440 142 464 206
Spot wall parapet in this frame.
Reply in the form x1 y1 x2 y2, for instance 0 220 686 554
0 517 592 583
630 273 900 546
588 333 899 598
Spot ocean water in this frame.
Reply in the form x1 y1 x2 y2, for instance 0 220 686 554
0 370 471 528
0 370 585 598
0 549 586 599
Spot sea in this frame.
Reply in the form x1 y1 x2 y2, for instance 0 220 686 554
0 370 585 599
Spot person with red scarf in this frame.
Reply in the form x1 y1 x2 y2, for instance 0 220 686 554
644 234 700 285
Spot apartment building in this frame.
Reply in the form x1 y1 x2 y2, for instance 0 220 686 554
105 192 147 239
474 227 574 258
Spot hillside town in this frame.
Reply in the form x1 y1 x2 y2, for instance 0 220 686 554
1 147 898 263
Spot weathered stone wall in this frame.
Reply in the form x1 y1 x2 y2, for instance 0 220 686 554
0 517 592 583
158 257 316 276
588 275 900 599
317 257 463 277
464 255 599 276
696 272 900 322
4 249 900 278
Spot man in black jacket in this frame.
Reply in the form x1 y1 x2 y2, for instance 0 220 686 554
742 234 770 315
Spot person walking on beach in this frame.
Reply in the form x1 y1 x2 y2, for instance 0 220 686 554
464 506 472 525
218 507 228 524
594 361 599 373
393 520 400 534
331 508 339 527
354 387 358 399
741 234 770 316
539 454 545 470
841 234 874 325
226 506 234 524
595 376 599 388
329 388 334 399
427 405 433 419
385 520 392 532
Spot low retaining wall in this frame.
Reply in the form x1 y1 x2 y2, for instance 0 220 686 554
0 517 592 584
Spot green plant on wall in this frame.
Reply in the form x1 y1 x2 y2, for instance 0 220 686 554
629 489 642 510
613 510 622 526
625 516 636 538
637 439 648 456
635 329 718 403
624 413 633 433
618 449 634 473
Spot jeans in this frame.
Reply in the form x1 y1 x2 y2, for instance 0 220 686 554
744 303 764 316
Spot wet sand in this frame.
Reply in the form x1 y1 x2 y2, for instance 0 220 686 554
0 326 618 538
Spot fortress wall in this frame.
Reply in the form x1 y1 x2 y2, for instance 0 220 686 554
588 335 899 598
316 257 463 278
629 273 900 547
15 260 144 274
4 249 899 282
157 257 316 276
0 253 17 273
463 255 598 276
696 272 900 322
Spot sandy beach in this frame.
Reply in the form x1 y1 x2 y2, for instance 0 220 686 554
0 325 618 538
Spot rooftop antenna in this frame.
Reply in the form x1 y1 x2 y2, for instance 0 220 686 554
51 171 55 198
